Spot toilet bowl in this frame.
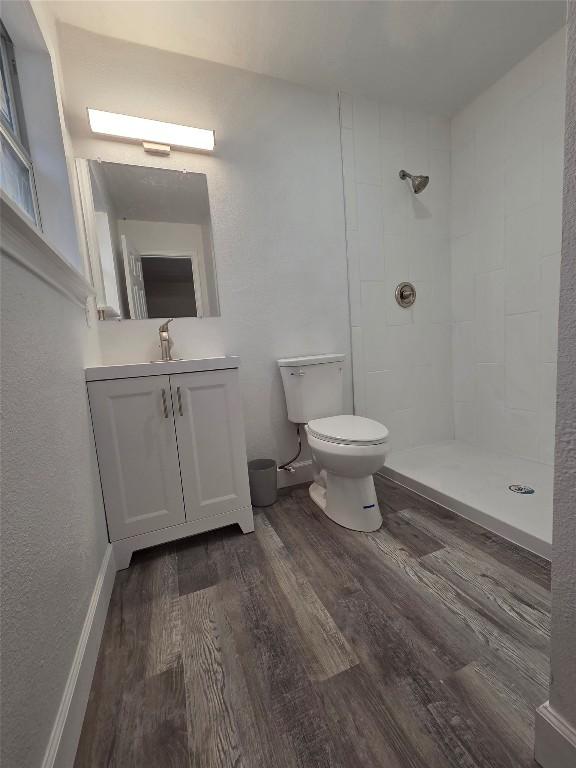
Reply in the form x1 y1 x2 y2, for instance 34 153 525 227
306 415 389 532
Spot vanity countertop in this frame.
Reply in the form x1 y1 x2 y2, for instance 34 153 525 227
85 356 240 382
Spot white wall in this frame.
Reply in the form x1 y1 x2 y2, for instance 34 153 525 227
450 28 566 463
535 8 576 764
58 24 352 467
0 6 109 767
340 94 453 452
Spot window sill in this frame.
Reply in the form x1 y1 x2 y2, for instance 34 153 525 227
1 190 94 307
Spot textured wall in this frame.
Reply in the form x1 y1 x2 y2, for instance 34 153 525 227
0 257 108 768
449 29 566 463
58 25 352 468
0 5 109 767
339 94 453 451
548 1 576 729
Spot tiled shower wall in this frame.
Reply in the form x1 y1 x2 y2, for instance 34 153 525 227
450 28 565 464
340 95 453 451
340 27 565 463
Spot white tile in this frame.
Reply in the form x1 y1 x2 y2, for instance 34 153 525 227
413 322 451 368
505 409 540 461
410 231 449 283
412 280 448 326
366 368 415 417
404 110 429 172
506 88 544 166
541 251 561 316
505 313 540 411
415 363 452 408
428 150 450 222
453 321 475 402
384 233 409 285
360 281 387 371
540 137 564 257
475 271 504 363
539 413 556 465
540 361 558 412
451 153 476 238
476 400 506 452
380 104 404 150
454 402 476 443
339 92 354 129
340 128 357 232
476 363 505 406
501 46 543 107
382 169 409 235
504 206 540 314
451 233 476 322
475 113 507 172
346 231 361 327
351 326 366 415
475 169 506 225
540 307 560 364
386 408 416 452
414 399 453 446
385 323 416 370
353 97 381 185
451 104 476 156
539 28 567 86
386 292 413 327
505 152 541 216
356 183 385 281
475 215 505 274
428 115 450 153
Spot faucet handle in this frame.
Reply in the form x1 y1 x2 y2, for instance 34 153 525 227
158 318 174 334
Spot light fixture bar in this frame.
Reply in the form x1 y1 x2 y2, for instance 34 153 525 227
87 109 215 152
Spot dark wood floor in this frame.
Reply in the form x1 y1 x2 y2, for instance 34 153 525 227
75 475 551 767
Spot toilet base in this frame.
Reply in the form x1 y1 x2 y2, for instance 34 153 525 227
309 473 382 532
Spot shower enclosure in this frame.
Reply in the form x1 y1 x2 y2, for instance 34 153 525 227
340 28 566 558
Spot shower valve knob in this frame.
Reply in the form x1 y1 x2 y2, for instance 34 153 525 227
395 282 416 308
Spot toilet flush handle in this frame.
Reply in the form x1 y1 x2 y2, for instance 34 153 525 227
290 369 305 376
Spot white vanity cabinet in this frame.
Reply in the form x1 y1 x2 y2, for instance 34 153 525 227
86 358 254 568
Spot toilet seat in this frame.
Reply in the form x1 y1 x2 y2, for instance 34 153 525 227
307 415 389 446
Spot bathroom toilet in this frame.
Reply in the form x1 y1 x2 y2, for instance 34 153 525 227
278 354 389 532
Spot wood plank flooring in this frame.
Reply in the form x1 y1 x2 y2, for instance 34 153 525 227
75 475 551 767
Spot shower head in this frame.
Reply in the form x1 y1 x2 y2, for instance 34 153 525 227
399 169 429 194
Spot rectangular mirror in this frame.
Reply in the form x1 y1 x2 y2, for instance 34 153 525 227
76 159 220 319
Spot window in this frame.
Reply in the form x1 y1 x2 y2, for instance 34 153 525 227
0 22 39 224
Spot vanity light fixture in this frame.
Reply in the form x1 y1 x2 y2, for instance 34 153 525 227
87 109 215 154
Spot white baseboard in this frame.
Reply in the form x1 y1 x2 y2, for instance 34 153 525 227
41 545 116 768
535 701 576 768
277 459 313 489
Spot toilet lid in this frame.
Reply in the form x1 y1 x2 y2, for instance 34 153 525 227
307 415 389 446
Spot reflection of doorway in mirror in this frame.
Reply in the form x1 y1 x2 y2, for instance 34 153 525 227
121 235 148 319
140 253 204 319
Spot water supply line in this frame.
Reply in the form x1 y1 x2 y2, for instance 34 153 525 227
278 424 302 472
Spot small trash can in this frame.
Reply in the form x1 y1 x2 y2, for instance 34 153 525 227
248 458 278 507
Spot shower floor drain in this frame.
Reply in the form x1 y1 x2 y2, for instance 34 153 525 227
508 484 535 495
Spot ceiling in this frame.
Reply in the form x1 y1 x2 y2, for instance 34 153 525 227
92 161 212 224
49 1 566 114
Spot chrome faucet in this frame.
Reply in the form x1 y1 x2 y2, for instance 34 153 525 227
158 318 175 361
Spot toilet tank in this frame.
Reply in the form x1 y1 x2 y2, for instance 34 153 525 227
278 354 345 423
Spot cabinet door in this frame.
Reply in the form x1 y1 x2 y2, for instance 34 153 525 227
88 375 185 540
170 370 251 521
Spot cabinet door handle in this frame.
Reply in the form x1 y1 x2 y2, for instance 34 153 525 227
177 386 183 416
161 388 169 419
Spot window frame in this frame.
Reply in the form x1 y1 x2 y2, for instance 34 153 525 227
0 20 41 226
